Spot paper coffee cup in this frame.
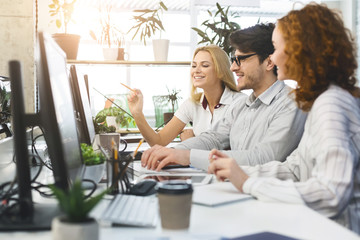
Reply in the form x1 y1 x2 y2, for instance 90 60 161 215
157 180 193 230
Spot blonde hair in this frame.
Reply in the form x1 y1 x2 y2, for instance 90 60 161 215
190 45 237 102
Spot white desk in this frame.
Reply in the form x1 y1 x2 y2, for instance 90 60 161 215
1 136 359 240
0 191 359 240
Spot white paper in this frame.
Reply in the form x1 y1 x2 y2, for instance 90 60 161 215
192 182 253 206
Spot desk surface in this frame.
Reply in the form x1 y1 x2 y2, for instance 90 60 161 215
1 136 359 240
0 197 358 240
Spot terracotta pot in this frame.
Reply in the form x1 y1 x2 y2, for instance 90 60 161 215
117 47 129 60
52 33 80 60
163 112 174 124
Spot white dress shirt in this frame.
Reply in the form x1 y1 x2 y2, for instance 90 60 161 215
175 80 307 170
174 86 246 136
242 85 360 234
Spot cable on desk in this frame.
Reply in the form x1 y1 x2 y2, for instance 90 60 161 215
81 178 97 199
31 182 54 198
30 126 53 171
0 176 17 201
1 154 43 208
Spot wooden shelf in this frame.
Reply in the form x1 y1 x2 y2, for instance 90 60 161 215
67 60 190 66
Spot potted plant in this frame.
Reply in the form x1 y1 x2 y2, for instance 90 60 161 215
50 180 107 240
90 5 126 61
191 2 241 56
0 78 11 138
153 87 181 126
94 107 135 133
94 106 134 153
128 1 169 61
49 0 81 59
81 143 106 184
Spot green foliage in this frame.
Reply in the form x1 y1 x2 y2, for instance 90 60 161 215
49 180 107 222
191 2 241 56
93 107 135 134
81 143 105 166
0 86 10 125
155 87 181 113
128 1 168 45
48 0 77 34
89 5 125 48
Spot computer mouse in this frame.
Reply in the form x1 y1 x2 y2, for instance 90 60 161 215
129 180 157 196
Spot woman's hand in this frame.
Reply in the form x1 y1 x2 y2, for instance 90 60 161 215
180 129 195 141
127 89 144 116
208 149 249 192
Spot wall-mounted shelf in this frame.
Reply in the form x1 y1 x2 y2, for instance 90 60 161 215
67 60 191 66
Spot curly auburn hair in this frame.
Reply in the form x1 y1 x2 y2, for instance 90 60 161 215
277 3 359 111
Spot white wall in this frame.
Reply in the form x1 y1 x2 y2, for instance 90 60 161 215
322 0 356 34
0 0 35 112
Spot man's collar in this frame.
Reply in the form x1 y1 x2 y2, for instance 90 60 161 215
246 80 285 106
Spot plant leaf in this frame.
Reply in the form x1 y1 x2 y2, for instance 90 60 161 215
56 19 61 29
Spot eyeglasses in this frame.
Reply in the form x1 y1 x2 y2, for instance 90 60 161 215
231 53 257 66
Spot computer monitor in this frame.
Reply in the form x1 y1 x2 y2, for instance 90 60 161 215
0 32 84 230
69 65 95 145
37 32 84 187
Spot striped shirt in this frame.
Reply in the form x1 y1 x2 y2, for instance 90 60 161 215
243 85 360 234
175 80 307 170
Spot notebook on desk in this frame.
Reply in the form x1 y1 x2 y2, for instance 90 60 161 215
193 182 253 207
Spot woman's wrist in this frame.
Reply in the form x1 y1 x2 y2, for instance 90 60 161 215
132 111 144 118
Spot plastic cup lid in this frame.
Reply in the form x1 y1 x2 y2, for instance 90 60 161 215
156 180 193 195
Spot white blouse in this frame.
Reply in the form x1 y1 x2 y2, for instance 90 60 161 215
174 87 245 136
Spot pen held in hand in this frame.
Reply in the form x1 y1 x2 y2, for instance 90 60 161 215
120 82 136 93
132 138 144 158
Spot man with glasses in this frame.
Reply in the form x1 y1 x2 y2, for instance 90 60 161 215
141 23 307 171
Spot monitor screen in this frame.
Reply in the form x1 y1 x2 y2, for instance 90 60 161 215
37 32 84 187
69 65 95 145
0 32 85 231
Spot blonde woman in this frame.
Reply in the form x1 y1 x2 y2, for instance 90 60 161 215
127 45 245 146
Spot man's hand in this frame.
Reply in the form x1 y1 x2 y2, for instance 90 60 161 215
141 144 191 171
208 149 249 192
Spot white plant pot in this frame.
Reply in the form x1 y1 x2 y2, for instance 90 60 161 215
52 216 99 240
99 132 120 154
102 47 118 60
83 162 106 184
152 39 170 61
106 116 119 131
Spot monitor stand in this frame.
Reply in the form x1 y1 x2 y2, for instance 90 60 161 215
0 203 60 231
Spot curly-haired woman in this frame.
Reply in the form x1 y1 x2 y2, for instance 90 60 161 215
208 3 360 233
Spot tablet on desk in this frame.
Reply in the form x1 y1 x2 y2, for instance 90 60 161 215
137 173 213 186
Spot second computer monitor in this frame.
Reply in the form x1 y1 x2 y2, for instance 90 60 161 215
69 65 95 145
